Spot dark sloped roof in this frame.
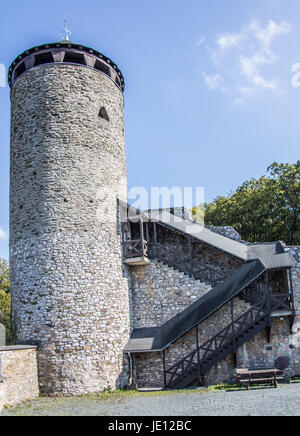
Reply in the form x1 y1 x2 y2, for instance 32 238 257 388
150 210 249 260
120 203 295 269
151 210 295 269
121 202 295 353
247 242 295 269
124 260 265 353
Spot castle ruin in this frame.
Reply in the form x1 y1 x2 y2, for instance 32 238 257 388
8 40 300 395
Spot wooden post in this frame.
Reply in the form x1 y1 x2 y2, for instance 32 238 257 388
288 269 295 333
288 269 295 315
285 269 290 295
139 216 144 255
153 222 158 257
196 324 201 379
266 271 272 326
231 299 237 361
163 350 167 389
145 222 150 257
121 222 127 257
145 222 150 244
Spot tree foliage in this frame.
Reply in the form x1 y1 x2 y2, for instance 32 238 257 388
0 258 12 344
0 258 10 293
196 161 300 245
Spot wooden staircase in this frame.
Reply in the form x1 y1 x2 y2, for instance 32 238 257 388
121 203 296 389
165 297 279 389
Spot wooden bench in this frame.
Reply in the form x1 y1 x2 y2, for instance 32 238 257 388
236 368 284 389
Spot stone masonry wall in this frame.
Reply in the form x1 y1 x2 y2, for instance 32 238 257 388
0 346 39 411
132 253 300 387
236 318 294 377
133 297 252 388
10 63 131 395
130 259 212 328
284 245 300 374
153 225 244 288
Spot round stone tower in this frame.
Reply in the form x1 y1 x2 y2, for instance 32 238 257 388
9 41 131 395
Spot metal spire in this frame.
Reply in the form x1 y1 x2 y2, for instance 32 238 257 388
61 13 72 42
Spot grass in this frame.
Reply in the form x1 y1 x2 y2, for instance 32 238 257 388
3 379 300 416
2 386 212 416
207 377 300 392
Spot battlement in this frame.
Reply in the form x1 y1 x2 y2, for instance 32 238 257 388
8 41 125 91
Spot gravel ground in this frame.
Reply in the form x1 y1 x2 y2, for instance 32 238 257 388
2 382 300 416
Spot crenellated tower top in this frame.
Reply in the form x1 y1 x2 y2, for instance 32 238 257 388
8 41 125 91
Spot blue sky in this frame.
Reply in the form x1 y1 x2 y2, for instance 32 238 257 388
0 0 300 259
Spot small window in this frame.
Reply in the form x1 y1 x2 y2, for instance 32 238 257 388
99 107 109 121
34 52 54 66
115 75 121 87
63 51 86 65
14 62 26 79
94 60 111 77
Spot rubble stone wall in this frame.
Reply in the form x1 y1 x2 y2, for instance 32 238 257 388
0 346 39 411
10 64 131 395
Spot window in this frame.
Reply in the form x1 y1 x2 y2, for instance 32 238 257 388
63 51 86 65
99 107 109 121
94 60 111 77
14 62 26 79
34 52 54 66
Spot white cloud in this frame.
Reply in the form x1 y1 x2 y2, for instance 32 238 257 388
196 37 206 46
202 73 223 90
202 19 292 104
249 20 291 48
253 75 277 89
0 227 8 240
234 87 256 106
216 32 245 52
239 52 275 79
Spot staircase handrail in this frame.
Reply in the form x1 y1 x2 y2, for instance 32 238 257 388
165 297 269 387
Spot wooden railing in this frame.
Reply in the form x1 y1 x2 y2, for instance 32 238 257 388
269 293 293 312
165 294 293 388
122 213 295 389
124 239 148 258
125 236 220 285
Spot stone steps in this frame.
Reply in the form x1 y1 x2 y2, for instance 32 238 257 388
156 259 212 289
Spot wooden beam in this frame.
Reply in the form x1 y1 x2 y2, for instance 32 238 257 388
288 269 296 315
139 216 144 254
196 324 201 379
153 222 158 257
145 222 150 244
231 299 236 355
163 350 167 389
121 222 127 257
265 271 272 326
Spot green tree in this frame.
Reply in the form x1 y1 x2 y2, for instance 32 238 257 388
0 258 10 293
199 162 300 245
0 258 12 344
267 161 300 244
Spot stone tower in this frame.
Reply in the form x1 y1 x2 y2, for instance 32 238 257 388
8 41 131 395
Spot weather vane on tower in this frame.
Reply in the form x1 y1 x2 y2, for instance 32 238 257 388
61 13 72 41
